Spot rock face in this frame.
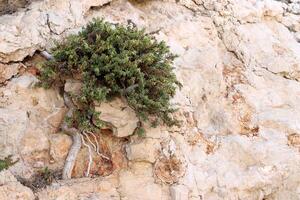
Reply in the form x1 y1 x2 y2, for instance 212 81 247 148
0 0 300 199
126 137 161 163
0 63 20 84
0 170 35 200
36 176 120 200
0 0 34 15
0 73 65 178
95 98 139 137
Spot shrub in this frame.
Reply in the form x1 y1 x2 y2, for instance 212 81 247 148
38 18 181 133
0 155 17 172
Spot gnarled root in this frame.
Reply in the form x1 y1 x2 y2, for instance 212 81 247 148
62 93 82 180
86 131 110 160
62 132 81 179
41 52 83 179
81 134 93 177
81 131 111 177
43 51 111 179
61 93 110 179
40 50 54 60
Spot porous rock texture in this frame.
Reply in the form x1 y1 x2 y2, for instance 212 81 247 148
0 0 300 199
0 170 35 200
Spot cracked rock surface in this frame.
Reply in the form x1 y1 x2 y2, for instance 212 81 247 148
0 0 300 199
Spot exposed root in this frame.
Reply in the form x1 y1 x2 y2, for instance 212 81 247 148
88 131 100 153
42 51 109 178
40 52 83 179
86 130 110 160
82 131 97 152
81 134 93 177
62 133 81 179
62 93 82 180
60 92 112 179
40 50 54 60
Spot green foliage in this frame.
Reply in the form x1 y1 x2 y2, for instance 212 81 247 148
18 167 61 191
0 155 18 172
38 167 55 184
38 18 182 132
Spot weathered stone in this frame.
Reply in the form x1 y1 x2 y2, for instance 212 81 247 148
0 74 64 177
170 185 189 200
95 98 138 137
1 0 300 199
154 156 186 184
295 31 300 42
0 0 113 63
0 170 35 200
118 162 165 200
288 2 300 14
0 0 34 15
288 133 300 150
10 74 38 89
223 21 300 80
72 129 127 178
49 133 72 168
0 63 20 83
20 127 50 168
281 14 300 32
64 79 82 96
125 138 161 163
0 108 28 158
37 176 120 200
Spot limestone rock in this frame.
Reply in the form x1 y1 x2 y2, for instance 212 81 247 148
288 133 300 150
0 0 113 63
288 2 300 14
10 74 38 89
154 156 186 184
49 133 72 168
0 108 28 158
170 185 189 200
20 127 50 168
95 98 138 137
72 130 127 178
0 63 20 84
0 74 64 176
64 79 82 96
0 170 35 200
0 0 33 15
118 162 167 200
223 21 300 80
37 176 120 200
0 0 300 199
125 138 161 163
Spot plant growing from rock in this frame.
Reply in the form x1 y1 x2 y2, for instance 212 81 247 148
17 167 62 192
0 155 18 172
38 18 181 179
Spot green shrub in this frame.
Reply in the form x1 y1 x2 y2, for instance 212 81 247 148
0 155 18 172
38 19 181 132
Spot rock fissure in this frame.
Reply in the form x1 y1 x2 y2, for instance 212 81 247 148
260 66 300 82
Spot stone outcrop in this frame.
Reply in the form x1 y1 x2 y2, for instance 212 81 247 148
36 176 120 200
0 0 35 15
0 0 300 199
0 170 35 200
95 98 139 137
0 63 21 84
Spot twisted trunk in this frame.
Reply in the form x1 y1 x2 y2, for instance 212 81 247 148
61 93 82 179
41 51 82 179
